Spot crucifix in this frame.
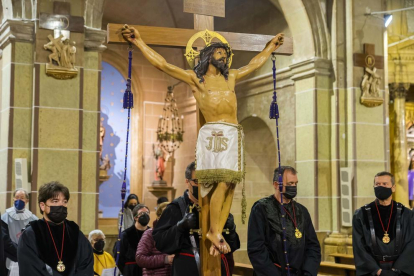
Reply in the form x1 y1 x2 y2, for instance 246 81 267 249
107 2 293 275
353 43 384 107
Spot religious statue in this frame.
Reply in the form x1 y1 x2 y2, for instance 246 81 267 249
152 144 169 184
122 26 284 255
43 34 78 79
99 154 112 171
99 123 111 182
360 66 383 107
100 121 105 160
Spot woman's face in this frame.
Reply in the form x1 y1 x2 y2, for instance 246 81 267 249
128 199 138 206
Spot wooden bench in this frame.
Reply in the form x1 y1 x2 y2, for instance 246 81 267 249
319 261 356 276
233 262 253 276
234 261 356 276
330 253 355 265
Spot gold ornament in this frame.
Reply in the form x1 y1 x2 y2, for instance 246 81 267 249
295 228 302 239
382 233 390 244
57 261 66 272
185 29 233 68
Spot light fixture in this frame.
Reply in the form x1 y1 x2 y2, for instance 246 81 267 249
365 6 414 27
156 84 184 154
384 14 393 27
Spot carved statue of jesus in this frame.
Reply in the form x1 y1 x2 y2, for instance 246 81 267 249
123 26 284 255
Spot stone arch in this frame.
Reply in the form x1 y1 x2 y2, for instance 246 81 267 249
231 116 276 260
102 48 144 201
270 0 330 60
241 116 277 191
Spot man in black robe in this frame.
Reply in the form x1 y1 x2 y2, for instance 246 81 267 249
18 181 94 276
1 215 18 276
248 166 321 276
153 161 240 276
352 171 414 276
118 203 150 276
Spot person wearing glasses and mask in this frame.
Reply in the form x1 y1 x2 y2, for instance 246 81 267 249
89 229 116 276
248 166 321 276
352 172 414 276
118 204 150 276
17 181 93 276
153 161 240 276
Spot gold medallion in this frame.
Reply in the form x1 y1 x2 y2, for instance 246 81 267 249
57 261 66 272
295 228 302 239
382 233 390 244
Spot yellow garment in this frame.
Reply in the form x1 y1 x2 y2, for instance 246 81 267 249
93 251 116 276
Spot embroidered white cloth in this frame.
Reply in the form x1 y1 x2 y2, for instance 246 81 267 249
195 122 244 197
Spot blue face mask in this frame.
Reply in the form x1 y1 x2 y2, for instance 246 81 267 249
14 199 25 210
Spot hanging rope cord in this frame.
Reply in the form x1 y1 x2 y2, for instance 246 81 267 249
114 39 135 276
269 54 291 276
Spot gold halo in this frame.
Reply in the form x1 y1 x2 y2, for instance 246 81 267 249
184 29 233 68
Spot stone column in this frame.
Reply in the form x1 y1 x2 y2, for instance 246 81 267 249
0 20 35 210
81 27 106 232
390 83 410 206
290 57 333 233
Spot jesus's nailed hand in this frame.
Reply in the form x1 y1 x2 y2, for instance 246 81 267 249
272 33 284 48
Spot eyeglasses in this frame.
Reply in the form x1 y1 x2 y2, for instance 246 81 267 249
137 211 150 217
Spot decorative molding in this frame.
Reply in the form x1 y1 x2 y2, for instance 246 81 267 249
0 20 34 49
84 27 107 52
290 57 332 81
389 82 410 100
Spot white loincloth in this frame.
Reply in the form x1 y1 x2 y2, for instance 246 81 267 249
195 122 245 198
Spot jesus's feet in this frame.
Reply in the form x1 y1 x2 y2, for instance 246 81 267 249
206 230 231 254
209 245 221 257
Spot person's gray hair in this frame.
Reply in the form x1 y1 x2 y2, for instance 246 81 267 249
88 229 105 242
13 188 29 200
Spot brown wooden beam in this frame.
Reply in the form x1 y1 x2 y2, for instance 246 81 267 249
107 24 293 55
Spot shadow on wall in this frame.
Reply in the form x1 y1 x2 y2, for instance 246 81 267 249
99 62 131 218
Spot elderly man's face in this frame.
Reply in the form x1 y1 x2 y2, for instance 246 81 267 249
14 190 28 204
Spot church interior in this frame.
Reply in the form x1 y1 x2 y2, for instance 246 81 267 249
1 0 414 275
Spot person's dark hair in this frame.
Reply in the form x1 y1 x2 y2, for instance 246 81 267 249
132 204 150 218
124 194 139 209
38 181 70 214
374 171 395 185
273 166 298 182
157 197 168 205
193 42 232 83
185 161 196 180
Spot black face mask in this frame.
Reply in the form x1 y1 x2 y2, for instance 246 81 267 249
283 186 297 199
375 186 393 200
47 205 67 224
138 213 150 226
191 185 199 200
94 239 105 252
128 204 137 211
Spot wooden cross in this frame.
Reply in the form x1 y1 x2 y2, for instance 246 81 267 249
107 5 293 276
353 43 384 69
